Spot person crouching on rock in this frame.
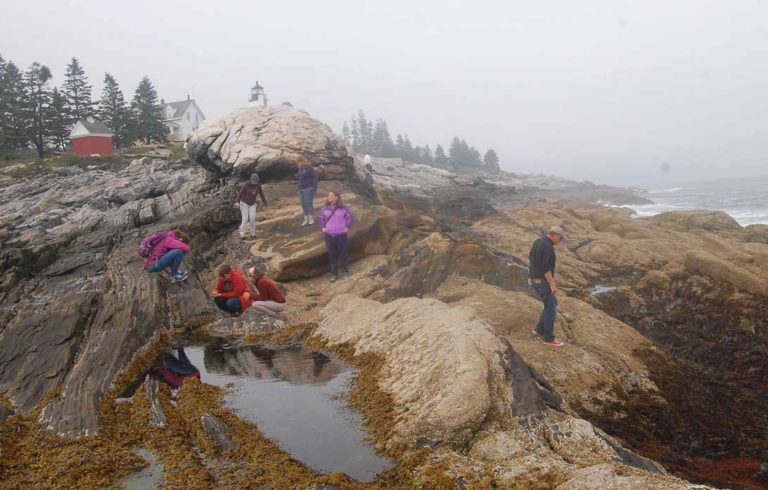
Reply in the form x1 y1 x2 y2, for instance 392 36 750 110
318 191 354 282
246 263 286 317
296 156 318 226
211 264 254 316
145 230 190 283
234 173 269 240
528 225 568 347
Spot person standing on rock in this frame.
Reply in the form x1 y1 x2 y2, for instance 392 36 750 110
528 225 568 346
144 230 191 283
296 156 318 226
318 191 354 282
246 263 287 317
211 264 254 316
234 173 269 240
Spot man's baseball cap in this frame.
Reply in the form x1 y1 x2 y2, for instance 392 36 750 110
549 225 569 240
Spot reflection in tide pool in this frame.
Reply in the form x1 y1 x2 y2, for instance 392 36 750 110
184 344 392 483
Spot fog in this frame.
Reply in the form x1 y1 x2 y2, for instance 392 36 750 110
3 0 767 185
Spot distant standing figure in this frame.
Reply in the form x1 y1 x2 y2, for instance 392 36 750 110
211 264 254 315
247 263 287 317
234 173 269 240
528 225 568 346
363 154 372 166
296 156 318 226
144 230 191 283
318 191 354 282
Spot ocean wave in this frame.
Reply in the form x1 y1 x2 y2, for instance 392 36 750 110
646 187 688 194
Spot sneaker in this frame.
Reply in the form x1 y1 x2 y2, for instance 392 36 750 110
300 219 309 226
329 275 338 283
343 271 350 280
170 271 188 283
532 329 542 338
308 218 315 225
542 339 563 347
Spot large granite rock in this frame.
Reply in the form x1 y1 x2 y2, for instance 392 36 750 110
187 105 353 181
315 294 701 488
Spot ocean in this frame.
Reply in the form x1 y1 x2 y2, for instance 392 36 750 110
625 175 768 226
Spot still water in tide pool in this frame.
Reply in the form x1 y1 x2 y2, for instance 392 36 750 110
185 343 392 482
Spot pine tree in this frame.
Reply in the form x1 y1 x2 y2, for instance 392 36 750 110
46 88 69 151
356 110 371 152
372 119 395 157
25 62 52 158
483 149 500 171
62 57 94 124
434 144 448 167
98 73 132 148
0 59 28 151
131 76 168 144
350 114 360 150
448 137 463 169
341 121 351 146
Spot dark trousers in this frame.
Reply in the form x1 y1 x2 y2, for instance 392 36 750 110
214 296 242 314
324 233 349 275
147 249 185 276
532 281 557 342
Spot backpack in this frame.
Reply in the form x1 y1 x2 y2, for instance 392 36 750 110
138 231 167 258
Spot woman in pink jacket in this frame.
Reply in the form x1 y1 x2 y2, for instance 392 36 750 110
144 230 191 283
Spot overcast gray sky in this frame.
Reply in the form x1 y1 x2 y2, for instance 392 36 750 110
3 0 767 185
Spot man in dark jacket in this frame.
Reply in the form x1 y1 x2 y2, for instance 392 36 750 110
234 173 269 240
529 225 568 346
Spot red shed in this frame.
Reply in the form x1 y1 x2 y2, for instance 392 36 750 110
70 118 113 155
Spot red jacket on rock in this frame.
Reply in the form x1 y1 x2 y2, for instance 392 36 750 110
215 269 254 312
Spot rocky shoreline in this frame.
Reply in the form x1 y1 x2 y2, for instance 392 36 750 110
1 105 765 489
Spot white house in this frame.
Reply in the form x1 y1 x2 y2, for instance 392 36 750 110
160 96 206 142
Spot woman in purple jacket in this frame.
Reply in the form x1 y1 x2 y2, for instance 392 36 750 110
318 191 354 282
144 230 191 283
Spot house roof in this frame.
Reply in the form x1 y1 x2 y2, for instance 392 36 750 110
162 98 205 119
164 99 194 119
70 119 113 138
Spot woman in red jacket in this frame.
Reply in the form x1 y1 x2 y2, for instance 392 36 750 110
211 264 254 315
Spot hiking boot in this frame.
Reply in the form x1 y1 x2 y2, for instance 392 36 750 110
329 274 338 283
170 272 188 284
542 339 563 347
343 271 350 280
532 328 542 338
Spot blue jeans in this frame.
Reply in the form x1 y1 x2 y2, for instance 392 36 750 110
214 296 242 314
147 249 185 276
532 281 557 342
299 187 316 216
325 233 349 276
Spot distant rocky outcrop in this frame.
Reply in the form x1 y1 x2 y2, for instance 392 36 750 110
187 105 354 181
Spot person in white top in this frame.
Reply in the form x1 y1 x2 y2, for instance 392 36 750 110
363 154 372 166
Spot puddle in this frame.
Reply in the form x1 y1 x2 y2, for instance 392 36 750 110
120 448 164 489
179 342 392 482
590 285 618 296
